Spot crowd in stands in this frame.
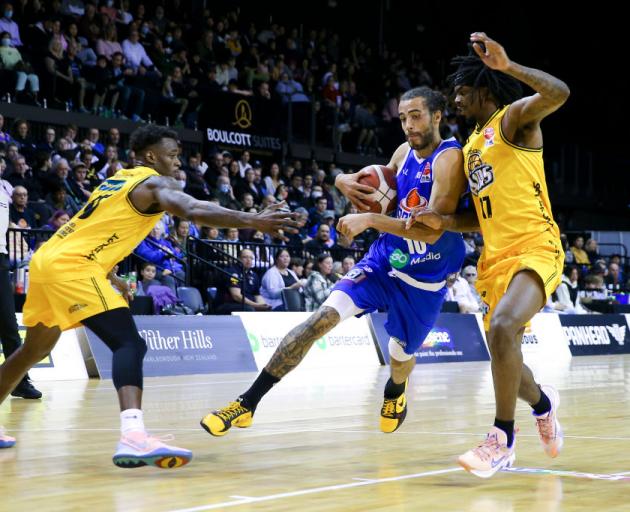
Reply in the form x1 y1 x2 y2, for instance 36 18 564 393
0 0 449 152
1 1 628 314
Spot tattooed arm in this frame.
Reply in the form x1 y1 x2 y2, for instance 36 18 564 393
264 306 340 378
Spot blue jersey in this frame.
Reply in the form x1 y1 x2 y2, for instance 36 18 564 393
365 138 466 282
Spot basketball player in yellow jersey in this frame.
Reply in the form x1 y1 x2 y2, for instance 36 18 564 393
0 125 299 468
408 33 570 478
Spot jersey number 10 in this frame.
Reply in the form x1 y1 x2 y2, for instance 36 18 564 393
479 196 493 219
405 239 427 255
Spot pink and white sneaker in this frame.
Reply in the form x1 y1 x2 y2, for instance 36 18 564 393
113 431 192 469
534 385 563 458
0 427 16 449
458 426 515 478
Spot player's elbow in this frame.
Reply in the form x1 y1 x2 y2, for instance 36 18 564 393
555 81 570 105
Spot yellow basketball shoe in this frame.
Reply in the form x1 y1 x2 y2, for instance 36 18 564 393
380 379 408 433
200 399 254 437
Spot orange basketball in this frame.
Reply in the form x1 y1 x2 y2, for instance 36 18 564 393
357 165 397 214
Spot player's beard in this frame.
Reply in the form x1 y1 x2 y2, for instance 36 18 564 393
407 128 435 151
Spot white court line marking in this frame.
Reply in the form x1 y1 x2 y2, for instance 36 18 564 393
9 426 630 442
352 478 377 482
613 471 630 476
228 496 253 499
167 467 464 512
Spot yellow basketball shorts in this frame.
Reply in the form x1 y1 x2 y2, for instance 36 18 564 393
476 243 563 332
22 275 128 331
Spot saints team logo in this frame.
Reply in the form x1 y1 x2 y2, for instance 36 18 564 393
467 150 494 196
398 188 428 216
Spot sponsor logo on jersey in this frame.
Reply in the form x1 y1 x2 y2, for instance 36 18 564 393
467 150 494 196
342 268 366 283
389 248 409 269
398 188 429 215
484 127 495 147
68 303 88 314
409 252 442 265
83 233 120 261
417 161 432 182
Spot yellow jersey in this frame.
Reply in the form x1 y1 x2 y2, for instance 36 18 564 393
29 166 163 283
464 105 560 266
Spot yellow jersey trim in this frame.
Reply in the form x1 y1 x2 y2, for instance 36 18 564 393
125 175 164 217
498 119 543 153
474 107 503 134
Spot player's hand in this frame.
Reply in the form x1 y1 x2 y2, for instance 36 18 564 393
405 207 444 231
470 32 510 71
337 213 372 239
335 171 376 212
109 274 134 303
255 201 302 237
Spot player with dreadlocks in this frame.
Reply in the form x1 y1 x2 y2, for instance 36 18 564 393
407 32 570 478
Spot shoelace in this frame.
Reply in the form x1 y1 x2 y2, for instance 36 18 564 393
215 401 249 422
536 415 555 440
381 398 397 417
472 435 501 462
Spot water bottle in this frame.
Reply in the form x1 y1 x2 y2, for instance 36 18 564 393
128 271 137 296
65 101 71 112
43 98 48 109
15 268 25 294
6 93 11 104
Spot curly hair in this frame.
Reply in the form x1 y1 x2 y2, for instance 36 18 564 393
129 124 179 154
448 44 523 107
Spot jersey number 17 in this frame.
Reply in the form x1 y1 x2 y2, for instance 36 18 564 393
479 196 493 219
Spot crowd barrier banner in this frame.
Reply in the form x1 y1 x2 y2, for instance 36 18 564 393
560 314 630 356
235 312 380 371
370 313 489 364
0 314 88 381
521 313 572 364
82 316 257 379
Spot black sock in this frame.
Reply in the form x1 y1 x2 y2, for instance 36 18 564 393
239 370 280 411
384 378 406 399
531 387 552 416
494 418 515 448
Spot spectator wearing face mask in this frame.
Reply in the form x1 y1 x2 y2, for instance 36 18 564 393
0 3 21 47
214 175 240 210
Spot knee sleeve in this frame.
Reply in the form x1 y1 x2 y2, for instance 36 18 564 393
82 308 147 390
388 337 414 362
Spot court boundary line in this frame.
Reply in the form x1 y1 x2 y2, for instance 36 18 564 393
166 467 464 512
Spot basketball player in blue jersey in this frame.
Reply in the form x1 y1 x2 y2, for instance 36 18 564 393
201 86 469 436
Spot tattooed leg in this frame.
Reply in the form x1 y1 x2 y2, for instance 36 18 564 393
265 306 341 379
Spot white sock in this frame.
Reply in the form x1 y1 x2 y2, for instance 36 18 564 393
120 409 145 435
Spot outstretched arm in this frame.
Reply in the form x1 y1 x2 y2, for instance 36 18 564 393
470 32 570 143
129 176 299 237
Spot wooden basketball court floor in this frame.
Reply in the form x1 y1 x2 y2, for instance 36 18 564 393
1 355 629 512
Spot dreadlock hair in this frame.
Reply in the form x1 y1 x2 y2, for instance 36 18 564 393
400 86 446 114
129 124 179 154
448 44 523 107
